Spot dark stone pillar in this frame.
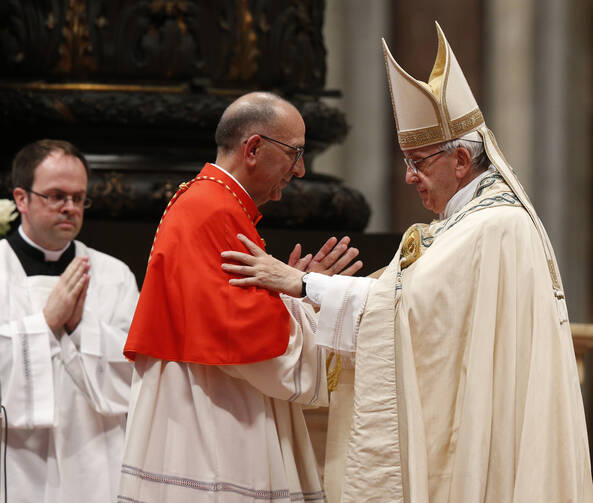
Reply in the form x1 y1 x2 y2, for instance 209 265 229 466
0 0 369 233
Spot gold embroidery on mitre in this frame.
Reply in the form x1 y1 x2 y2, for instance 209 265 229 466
400 225 422 268
449 108 485 137
398 125 445 149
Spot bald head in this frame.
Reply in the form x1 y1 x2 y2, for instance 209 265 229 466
215 92 299 154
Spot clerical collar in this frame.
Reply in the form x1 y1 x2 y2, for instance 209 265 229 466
19 226 70 261
7 227 75 276
440 167 496 220
210 163 251 200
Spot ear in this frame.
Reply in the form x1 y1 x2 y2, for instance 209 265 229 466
13 188 28 214
454 147 473 180
243 135 261 170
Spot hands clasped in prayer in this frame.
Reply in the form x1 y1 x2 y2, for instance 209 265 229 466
43 256 90 334
221 233 363 297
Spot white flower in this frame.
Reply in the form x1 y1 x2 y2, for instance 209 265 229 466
0 199 18 238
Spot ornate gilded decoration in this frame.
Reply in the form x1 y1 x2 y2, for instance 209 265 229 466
400 225 422 269
151 0 187 17
0 81 190 93
95 16 108 29
228 0 259 81
46 12 57 30
1 0 326 89
0 1 368 233
88 172 136 217
149 0 190 36
56 0 98 75
449 108 485 137
398 125 444 150
152 180 178 202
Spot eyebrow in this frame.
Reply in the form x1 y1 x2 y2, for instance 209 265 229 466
44 189 87 195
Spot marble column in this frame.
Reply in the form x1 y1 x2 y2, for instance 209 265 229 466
485 0 592 322
316 0 392 232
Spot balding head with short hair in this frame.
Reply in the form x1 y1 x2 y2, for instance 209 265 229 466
215 92 297 155
212 92 305 206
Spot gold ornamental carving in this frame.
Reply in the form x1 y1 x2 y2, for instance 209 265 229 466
152 180 178 202
55 0 98 74
228 0 259 81
151 0 189 34
89 172 136 216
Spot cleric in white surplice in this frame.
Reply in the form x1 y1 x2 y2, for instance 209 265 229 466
0 140 138 502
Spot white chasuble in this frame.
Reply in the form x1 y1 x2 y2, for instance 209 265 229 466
0 239 139 503
118 296 329 502
325 174 593 502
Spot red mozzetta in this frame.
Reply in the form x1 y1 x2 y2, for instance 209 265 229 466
124 163 290 364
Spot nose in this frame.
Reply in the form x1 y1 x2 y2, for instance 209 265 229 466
292 157 305 178
60 196 77 211
405 168 418 185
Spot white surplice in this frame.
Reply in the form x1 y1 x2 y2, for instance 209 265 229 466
118 296 328 503
0 239 139 503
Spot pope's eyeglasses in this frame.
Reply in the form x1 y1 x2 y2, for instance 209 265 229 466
404 149 447 175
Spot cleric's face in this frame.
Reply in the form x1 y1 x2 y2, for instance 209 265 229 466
403 144 458 214
14 151 87 250
249 104 306 207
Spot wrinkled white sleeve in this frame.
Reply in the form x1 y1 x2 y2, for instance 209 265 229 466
0 260 138 429
305 273 375 355
0 313 60 428
220 297 329 407
58 264 139 416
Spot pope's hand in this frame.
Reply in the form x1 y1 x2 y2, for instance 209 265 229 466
222 234 304 297
43 257 90 335
289 236 362 276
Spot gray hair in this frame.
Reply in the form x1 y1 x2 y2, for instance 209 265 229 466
441 138 490 172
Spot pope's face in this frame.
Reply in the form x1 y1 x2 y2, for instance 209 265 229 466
403 144 458 214
14 151 88 250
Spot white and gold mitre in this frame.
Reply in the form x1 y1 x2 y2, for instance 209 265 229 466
381 22 567 306
382 22 484 150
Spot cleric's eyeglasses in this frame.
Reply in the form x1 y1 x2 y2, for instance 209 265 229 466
259 134 305 166
27 189 92 209
403 150 447 175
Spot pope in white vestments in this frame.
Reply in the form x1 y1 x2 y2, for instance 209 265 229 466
223 24 593 503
